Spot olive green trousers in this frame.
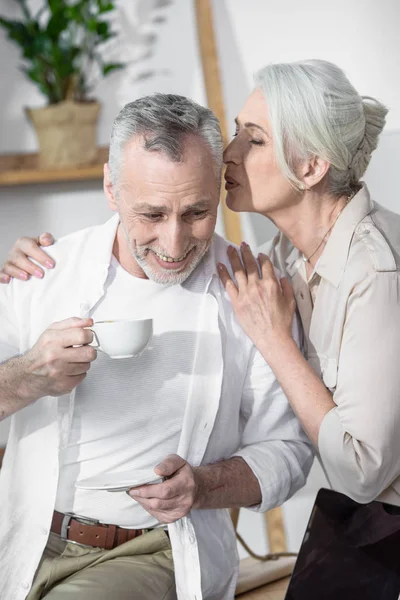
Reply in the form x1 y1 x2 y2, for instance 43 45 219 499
27 528 177 600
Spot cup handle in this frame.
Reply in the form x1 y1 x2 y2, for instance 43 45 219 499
85 327 101 351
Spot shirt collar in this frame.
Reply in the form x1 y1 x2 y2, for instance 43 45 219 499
286 183 374 287
87 212 120 266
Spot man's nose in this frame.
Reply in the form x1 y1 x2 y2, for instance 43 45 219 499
162 221 188 259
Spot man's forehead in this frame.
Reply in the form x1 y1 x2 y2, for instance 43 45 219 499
132 198 213 213
122 135 214 171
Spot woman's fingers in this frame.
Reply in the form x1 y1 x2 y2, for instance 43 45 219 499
1 259 32 281
227 245 248 288
280 277 294 300
13 236 55 270
38 232 55 247
2 253 45 280
240 242 259 282
0 270 11 284
217 263 239 301
280 276 297 313
1 235 55 281
257 253 275 278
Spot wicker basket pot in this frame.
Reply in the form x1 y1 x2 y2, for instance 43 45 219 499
26 101 101 169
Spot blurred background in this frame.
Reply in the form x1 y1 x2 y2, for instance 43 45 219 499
0 0 399 560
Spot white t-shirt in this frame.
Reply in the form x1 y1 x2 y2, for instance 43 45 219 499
55 256 201 528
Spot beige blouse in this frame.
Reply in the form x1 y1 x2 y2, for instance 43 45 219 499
261 184 400 506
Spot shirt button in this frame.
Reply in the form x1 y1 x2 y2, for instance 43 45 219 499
189 533 196 544
22 581 30 590
300 292 304 300
42 527 49 536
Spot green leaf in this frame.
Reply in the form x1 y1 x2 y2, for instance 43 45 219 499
0 18 34 49
96 21 108 36
48 0 65 15
46 13 69 40
98 1 115 14
0 0 125 103
102 62 125 76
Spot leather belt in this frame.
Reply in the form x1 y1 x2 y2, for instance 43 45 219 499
51 511 145 550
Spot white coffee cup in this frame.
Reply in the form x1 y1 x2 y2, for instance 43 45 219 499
88 318 153 359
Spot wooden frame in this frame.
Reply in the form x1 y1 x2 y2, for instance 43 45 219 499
194 0 242 246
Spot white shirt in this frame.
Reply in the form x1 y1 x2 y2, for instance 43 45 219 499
56 256 198 528
260 183 400 506
0 215 313 600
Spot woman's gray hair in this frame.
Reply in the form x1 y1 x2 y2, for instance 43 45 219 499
109 93 223 190
254 60 388 196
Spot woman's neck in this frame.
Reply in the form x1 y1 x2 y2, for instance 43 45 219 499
268 190 350 269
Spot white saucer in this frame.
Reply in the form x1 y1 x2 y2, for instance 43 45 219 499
76 469 163 493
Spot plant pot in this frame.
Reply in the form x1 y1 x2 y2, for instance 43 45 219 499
26 101 101 169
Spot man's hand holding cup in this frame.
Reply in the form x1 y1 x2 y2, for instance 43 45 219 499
18 317 97 403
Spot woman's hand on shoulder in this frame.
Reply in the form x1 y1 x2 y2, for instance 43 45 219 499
218 242 296 355
0 233 55 284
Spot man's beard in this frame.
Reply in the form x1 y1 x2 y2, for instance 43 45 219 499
123 230 211 285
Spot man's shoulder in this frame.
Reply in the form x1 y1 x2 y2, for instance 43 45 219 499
210 232 284 277
48 216 117 260
211 233 237 256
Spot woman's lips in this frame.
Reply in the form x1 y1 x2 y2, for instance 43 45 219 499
224 173 240 191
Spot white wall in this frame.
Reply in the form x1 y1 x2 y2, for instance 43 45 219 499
1 0 399 555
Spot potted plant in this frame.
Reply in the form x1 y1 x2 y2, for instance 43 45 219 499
0 0 125 169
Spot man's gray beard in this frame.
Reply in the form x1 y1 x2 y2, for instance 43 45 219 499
133 241 211 285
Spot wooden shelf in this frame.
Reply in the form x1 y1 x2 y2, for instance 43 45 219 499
0 147 108 187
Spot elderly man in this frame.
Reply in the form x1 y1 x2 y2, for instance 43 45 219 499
0 94 313 600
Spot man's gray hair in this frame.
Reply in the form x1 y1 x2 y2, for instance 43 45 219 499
109 93 223 190
254 60 388 196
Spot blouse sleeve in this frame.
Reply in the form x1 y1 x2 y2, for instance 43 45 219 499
318 270 400 503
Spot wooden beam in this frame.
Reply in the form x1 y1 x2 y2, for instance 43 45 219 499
0 147 108 187
0 447 5 469
264 507 287 553
194 0 242 245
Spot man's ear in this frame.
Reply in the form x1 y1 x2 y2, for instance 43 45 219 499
299 155 330 190
104 163 118 211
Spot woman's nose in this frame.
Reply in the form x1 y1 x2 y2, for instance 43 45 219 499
223 138 240 165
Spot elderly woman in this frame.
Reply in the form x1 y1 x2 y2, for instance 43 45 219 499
219 59 400 506
1 60 399 507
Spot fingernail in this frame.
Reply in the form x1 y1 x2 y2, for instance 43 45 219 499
241 241 248 247
0 275 10 283
34 269 43 278
156 463 168 473
20 272 28 280
217 263 224 270
45 261 54 269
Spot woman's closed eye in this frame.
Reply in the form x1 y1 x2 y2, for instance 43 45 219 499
232 129 265 146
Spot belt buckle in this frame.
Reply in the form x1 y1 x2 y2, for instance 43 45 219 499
60 512 100 546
